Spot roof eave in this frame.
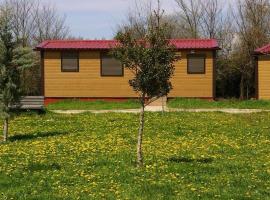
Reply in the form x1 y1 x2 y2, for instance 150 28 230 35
34 47 220 51
253 51 270 56
33 47 41 51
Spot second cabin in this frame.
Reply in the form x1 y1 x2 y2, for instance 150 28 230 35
255 44 270 99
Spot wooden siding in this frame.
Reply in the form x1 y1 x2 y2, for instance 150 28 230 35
44 51 136 97
258 55 270 99
44 50 214 98
169 51 213 98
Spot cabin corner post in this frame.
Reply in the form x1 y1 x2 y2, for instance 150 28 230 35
40 50 45 97
254 55 259 99
213 50 217 100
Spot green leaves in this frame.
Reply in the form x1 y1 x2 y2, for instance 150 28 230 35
113 19 178 101
0 16 21 120
12 46 40 95
12 47 38 70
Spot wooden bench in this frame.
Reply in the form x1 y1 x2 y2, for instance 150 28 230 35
20 96 45 110
1 96 44 110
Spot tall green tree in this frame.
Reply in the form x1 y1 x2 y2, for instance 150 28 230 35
12 47 40 95
113 2 177 167
0 16 21 142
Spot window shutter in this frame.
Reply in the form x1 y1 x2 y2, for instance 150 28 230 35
101 53 123 76
187 54 205 74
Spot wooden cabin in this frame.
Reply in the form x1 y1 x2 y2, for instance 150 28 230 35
35 39 219 104
255 44 270 99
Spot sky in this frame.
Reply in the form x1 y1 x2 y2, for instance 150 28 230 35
39 0 177 39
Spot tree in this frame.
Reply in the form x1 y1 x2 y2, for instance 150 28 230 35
200 0 224 39
175 0 203 38
0 12 21 142
33 4 70 44
113 2 177 167
115 0 150 39
0 0 70 96
1 0 70 46
234 0 270 99
12 47 40 95
115 0 178 39
6 0 38 47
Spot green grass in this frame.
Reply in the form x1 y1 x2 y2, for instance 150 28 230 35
46 98 270 111
168 98 270 109
0 111 269 199
46 99 140 110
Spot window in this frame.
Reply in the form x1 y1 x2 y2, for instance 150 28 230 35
187 54 206 74
61 52 79 72
101 52 123 76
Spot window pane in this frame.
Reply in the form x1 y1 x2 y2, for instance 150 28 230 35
188 55 205 74
101 53 123 76
62 52 79 72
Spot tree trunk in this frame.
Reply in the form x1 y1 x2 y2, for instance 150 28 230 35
246 84 249 100
137 104 145 167
240 75 245 100
162 96 165 114
3 118 8 142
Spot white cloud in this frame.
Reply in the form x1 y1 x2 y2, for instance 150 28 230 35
40 0 133 12
40 0 176 13
33 0 235 39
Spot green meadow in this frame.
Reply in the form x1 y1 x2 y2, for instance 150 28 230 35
0 111 269 199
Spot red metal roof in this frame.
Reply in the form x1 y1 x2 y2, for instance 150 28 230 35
35 39 219 50
255 43 270 54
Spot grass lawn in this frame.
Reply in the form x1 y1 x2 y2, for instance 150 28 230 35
168 98 270 109
0 111 269 199
46 99 140 110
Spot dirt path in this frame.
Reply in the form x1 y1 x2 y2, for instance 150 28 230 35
168 108 270 113
51 106 270 114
